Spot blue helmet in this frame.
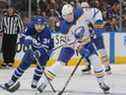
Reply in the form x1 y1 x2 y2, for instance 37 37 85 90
33 16 48 32
33 16 47 25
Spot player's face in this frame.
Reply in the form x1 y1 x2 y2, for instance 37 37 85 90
64 13 74 23
34 23 45 32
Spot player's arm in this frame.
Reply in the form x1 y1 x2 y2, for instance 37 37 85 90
93 8 104 33
43 28 54 51
73 27 91 50
18 24 35 46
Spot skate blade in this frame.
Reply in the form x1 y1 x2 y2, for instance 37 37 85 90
81 70 91 75
104 90 111 95
34 91 56 95
0 84 11 94
0 84 6 90
34 91 39 95
54 92 69 95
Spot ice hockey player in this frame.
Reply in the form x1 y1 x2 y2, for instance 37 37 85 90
80 2 111 74
0 16 54 92
37 4 110 94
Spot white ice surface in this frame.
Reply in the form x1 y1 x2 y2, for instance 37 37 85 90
0 64 126 95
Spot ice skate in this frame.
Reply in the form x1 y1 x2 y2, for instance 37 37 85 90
31 80 38 89
99 82 110 94
37 82 47 93
0 80 20 92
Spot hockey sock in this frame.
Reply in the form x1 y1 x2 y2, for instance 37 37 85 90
11 67 25 82
96 76 104 84
44 61 64 81
89 54 105 82
99 49 110 67
33 66 44 81
11 52 34 82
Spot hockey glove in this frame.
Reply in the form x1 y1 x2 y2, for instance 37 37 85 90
19 36 33 46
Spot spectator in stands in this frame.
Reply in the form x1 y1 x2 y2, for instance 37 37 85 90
48 8 61 31
105 0 120 32
0 6 24 69
39 0 48 17
122 15 126 32
22 15 30 27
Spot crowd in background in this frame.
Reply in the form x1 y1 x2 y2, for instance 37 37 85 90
0 0 125 32
35 0 122 32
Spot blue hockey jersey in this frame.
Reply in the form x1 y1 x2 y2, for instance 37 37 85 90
22 17 54 51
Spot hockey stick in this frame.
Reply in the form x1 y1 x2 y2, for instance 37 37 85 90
43 72 56 93
48 39 77 56
18 33 77 55
33 54 56 93
57 56 83 95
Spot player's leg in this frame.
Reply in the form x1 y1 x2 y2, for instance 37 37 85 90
31 48 49 89
31 66 44 88
93 36 111 74
80 43 110 93
37 47 75 93
89 54 110 93
3 49 35 92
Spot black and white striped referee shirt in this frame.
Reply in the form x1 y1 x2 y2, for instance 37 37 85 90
0 14 24 34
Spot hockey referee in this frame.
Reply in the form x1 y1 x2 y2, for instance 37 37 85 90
0 6 24 68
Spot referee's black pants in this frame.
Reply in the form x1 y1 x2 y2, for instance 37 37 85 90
2 34 17 64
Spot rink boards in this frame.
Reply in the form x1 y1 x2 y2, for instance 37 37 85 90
0 32 126 67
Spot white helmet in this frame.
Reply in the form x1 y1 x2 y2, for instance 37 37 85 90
62 4 73 17
81 2 89 8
